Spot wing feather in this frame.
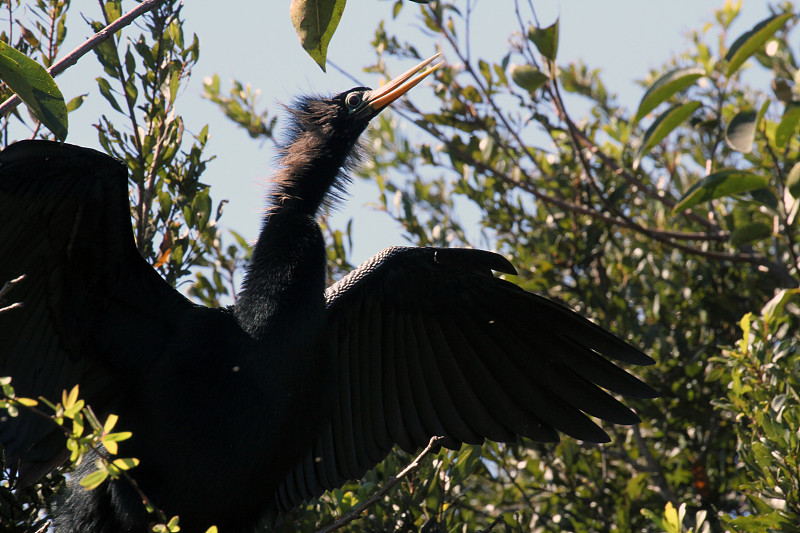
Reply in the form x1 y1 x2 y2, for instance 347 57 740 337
274 246 656 511
0 140 194 482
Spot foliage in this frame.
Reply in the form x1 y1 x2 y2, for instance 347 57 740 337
260 0 800 530
199 0 800 531
0 1 240 531
0 380 143 529
0 0 77 142
0 40 66 139
712 289 800 532
2 0 800 531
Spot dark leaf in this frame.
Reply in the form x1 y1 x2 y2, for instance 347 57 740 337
289 0 347 71
729 222 772 247
725 109 757 153
509 64 548 93
775 102 800 149
527 19 559 61
786 162 800 199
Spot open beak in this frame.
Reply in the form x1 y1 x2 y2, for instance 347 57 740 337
363 53 443 115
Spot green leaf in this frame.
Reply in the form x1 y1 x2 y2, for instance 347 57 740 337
289 0 347 72
0 42 67 140
775 102 800 149
509 64 548 93
725 12 793 77
96 77 122 113
66 94 87 113
673 170 770 213
634 101 701 169
63 399 84 418
761 288 799 325
725 109 757 153
787 161 800 199
14 397 38 407
634 67 705 123
80 469 109 490
111 457 140 470
527 19 559 61
102 430 133 443
729 222 771 247
625 473 648 500
192 188 212 231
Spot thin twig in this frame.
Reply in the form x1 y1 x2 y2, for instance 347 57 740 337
315 436 444 533
0 0 168 118
476 515 504 533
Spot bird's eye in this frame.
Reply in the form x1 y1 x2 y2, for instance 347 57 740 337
345 92 363 110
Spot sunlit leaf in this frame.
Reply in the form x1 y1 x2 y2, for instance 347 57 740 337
0 42 67 140
634 101 701 169
112 457 140 470
102 431 133 442
290 0 347 72
761 288 800 324
725 12 793 77
63 385 79 410
634 67 705 123
80 469 109 490
63 399 84 418
673 169 769 213
14 397 38 407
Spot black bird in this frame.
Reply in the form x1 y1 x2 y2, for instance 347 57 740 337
0 54 656 532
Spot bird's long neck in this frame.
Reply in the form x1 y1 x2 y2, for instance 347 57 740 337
235 211 326 341
234 135 347 340
266 129 354 216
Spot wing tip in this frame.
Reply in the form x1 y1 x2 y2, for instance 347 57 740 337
433 248 518 276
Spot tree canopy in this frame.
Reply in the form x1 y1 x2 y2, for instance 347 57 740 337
2 1 800 532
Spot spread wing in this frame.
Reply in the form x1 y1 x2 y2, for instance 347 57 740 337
275 246 656 509
0 140 193 483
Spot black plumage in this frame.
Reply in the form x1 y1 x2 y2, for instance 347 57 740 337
0 54 656 532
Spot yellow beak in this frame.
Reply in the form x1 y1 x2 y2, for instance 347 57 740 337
364 53 443 113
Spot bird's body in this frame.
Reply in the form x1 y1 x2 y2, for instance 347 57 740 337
0 55 656 532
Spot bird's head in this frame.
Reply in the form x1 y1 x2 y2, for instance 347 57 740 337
287 53 443 150
272 53 442 216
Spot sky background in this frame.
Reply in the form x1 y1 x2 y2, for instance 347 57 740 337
41 1 775 266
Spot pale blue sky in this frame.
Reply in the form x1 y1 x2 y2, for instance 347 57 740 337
51 1 773 266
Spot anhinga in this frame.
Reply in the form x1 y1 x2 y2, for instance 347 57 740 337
0 54 656 532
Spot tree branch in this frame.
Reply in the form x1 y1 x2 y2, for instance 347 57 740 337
315 436 444 533
0 0 169 118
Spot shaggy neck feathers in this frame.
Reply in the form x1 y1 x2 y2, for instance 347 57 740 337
265 96 368 218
